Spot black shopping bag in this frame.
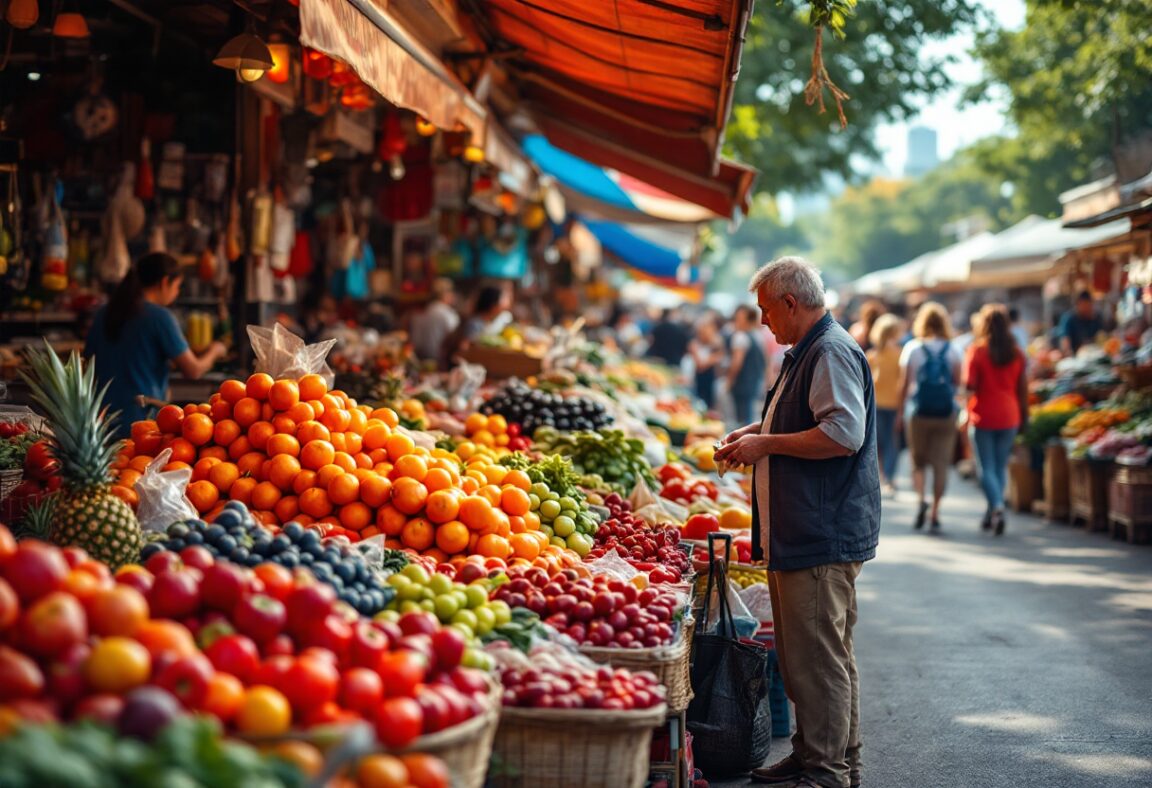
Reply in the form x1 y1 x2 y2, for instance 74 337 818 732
687 533 772 777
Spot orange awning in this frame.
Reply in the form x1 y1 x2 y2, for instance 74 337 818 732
464 0 756 219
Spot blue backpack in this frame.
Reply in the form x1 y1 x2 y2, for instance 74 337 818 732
913 342 955 418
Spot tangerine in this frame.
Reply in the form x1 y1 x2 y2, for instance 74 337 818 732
274 495 300 524
210 399 232 422
423 467 454 492
286 402 315 425
424 490 461 524
384 433 415 462
327 473 361 505
301 439 335 470
391 477 429 515
376 504 407 536
359 475 392 507
392 454 428 482
251 481 282 510
509 532 541 560
187 480 220 513
500 486 531 516
316 464 345 488
110 485 138 507
435 520 470 554
230 477 258 506
458 496 494 531
339 502 372 531
219 379 248 404
299 488 333 519
247 421 276 451
296 421 331 445
246 373 275 401
475 533 510 559
192 457 221 481
292 469 318 496
207 461 241 494
267 455 302 491
321 407 351 432
502 469 532 491
332 451 357 473
227 436 253 461
298 373 328 402
363 424 391 451
156 405 185 435
266 433 301 458
272 415 297 435
213 419 241 447
233 397 262 428
268 380 300 411
400 518 435 551
166 438 196 465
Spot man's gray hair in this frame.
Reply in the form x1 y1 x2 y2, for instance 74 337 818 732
748 256 826 308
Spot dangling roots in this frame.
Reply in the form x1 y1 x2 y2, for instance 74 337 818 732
804 26 850 128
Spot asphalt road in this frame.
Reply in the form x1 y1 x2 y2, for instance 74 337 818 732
711 472 1152 788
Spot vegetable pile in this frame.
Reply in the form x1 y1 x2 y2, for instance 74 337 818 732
532 427 656 493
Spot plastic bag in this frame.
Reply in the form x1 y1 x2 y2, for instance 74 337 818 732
445 361 486 413
133 449 197 532
247 323 338 387
739 582 773 626
582 551 640 583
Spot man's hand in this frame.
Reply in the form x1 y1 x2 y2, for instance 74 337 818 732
721 423 760 445
713 434 772 466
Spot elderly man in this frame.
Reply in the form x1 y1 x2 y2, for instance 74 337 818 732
714 257 880 788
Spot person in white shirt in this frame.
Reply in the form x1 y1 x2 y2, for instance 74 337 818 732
410 277 460 370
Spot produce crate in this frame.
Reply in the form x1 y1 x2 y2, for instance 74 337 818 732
1069 457 1112 532
1116 365 1152 389
1007 458 1041 513
1042 441 1070 522
395 678 503 788
490 703 668 788
458 346 545 381
578 615 695 713
1108 464 1152 545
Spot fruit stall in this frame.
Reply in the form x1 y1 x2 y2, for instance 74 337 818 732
0 332 767 788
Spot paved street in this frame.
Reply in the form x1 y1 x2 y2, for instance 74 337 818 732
713 472 1152 788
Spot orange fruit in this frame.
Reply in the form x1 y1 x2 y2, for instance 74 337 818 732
481 465 507 486
301 439 336 470
509 532 541 560
233 397 262 428
359 475 392 507
236 686 291 737
210 399 232 422
392 454 428 482
476 533 510 559
384 433 415 462
237 452 266 480
166 437 196 465
459 496 495 531
200 444 228 461
332 451 357 473
187 480 220 513
339 502 372 531
213 419 241 447
219 379 248 404
372 407 400 428
316 463 345 488
268 379 300 411
272 415 297 435
376 504 408 536
227 436 253 461
274 495 300 524
207 461 241 494
230 477 258 506
321 394 343 414
156 404 185 435
329 432 347 453
400 518 435 551
298 373 328 402
247 421 276 451
328 473 361 505
131 420 163 455
297 421 331 445
400 753 450 788
363 424 391 451
502 469 532 491
261 402 275 422
162 461 191 473
306 399 325 418
117 469 143 489
460 476 480 495
464 413 487 434
421 467 452 493
192 457 221 481
299 487 333 519
251 481 282 510
268 455 302 491
128 455 153 473
477 484 503 507
286 402 315 425
321 407 351 433
267 433 301 458
246 373 275 401
425 490 461 524
272 740 325 780
347 408 368 435
110 485 138 506
391 477 429 515
500 486 531 516
356 753 409 788
292 469 318 496
344 432 363 456
435 520 469 554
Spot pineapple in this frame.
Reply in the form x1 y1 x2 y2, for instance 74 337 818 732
20 345 142 567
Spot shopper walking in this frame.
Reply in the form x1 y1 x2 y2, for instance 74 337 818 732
867 314 904 495
84 252 227 439
688 312 725 410
715 256 879 788
965 304 1028 535
409 277 460 370
849 299 885 351
897 301 962 531
646 307 692 367
726 305 768 427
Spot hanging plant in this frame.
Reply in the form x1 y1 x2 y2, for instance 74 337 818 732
792 0 856 127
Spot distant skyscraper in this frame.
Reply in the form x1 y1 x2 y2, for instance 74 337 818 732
904 126 939 177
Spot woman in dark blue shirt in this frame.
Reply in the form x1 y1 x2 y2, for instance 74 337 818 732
84 253 226 437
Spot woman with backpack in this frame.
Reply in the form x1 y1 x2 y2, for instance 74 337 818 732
964 304 1029 535
897 302 962 531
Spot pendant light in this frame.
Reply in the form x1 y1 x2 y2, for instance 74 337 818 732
6 0 38 30
463 144 485 164
266 43 291 84
213 32 274 83
414 116 437 137
52 10 90 38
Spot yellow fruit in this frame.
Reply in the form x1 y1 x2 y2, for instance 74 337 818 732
719 507 752 530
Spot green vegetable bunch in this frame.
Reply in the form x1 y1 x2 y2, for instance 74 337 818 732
532 428 656 494
1019 410 1078 448
480 607 547 653
0 431 39 471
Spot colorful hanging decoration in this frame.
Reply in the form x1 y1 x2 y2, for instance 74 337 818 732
302 48 334 80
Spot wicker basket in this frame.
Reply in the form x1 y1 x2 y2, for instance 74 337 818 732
490 703 668 788
0 468 22 502
578 615 694 713
1042 441 1070 521
395 678 502 788
1068 457 1112 531
1007 458 1041 513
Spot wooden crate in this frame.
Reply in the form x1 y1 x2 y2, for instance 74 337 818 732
1069 457 1112 532
458 346 545 381
1107 465 1152 544
1042 442 1070 522
1007 458 1041 513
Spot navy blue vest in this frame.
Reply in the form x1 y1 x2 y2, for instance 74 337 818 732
750 313 881 571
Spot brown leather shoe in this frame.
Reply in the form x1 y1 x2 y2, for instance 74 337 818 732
749 754 804 783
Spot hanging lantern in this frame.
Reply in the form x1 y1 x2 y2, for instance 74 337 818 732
302 48 334 80
522 203 547 230
328 60 357 88
340 83 374 111
6 0 38 30
463 145 485 164
414 116 437 137
213 33 274 83
52 11 89 38
266 43 291 84
498 191 519 215
378 113 407 181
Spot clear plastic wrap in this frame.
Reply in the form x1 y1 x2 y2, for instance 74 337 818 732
582 551 640 583
246 323 338 387
133 449 197 532
738 582 774 626
445 362 486 413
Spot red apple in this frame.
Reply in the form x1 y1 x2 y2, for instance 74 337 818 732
17 591 88 657
398 610 439 637
430 628 466 672
233 594 286 645
200 562 247 612
73 693 125 724
144 551 182 576
285 582 336 635
153 653 214 708
0 645 45 700
204 634 261 683
178 546 214 572
2 541 69 602
148 570 201 620
348 620 391 669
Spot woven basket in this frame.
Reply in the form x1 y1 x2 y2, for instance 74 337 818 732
578 615 694 713
490 703 667 788
395 678 502 788
0 469 22 502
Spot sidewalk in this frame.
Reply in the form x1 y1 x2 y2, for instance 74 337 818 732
711 470 1152 788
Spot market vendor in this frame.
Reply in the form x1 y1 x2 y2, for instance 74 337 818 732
715 256 879 788
83 252 227 438
1056 291 1103 355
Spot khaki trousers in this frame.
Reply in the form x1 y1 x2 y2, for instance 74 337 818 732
768 562 862 788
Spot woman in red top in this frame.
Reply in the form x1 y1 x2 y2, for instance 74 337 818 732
963 304 1029 535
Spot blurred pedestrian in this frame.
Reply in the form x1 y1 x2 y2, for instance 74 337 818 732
849 300 885 351
1008 307 1030 357
898 301 962 531
646 307 692 367
1057 291 1103 355
688 312 724 410
609 305 644 357
409 277 460 370
867 314 904 495
964 304 1028 536
727 304 768 426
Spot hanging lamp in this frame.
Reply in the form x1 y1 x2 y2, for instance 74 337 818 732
6 0 39 30
52 10 89 38
414 116 437 137
266 43 291 84
213 32 274 83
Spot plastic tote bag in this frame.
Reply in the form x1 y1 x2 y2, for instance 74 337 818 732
687 533 773 777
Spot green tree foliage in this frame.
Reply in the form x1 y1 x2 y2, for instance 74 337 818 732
726 0 984 193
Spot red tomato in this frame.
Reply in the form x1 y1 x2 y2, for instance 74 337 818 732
682 513 719 541
375 696 423 749
282 654 340 712
204 634 261 683
377 650 429 698
340 667 383 716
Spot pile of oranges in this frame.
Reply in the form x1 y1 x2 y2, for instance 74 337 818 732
110 373 578 570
